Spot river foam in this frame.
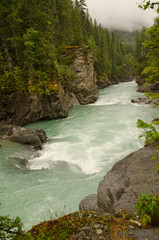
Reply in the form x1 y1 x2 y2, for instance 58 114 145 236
1 81 159 229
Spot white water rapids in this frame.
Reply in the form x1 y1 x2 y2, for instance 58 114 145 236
0 81 158 229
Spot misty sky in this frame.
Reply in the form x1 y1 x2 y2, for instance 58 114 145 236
86 0 157 31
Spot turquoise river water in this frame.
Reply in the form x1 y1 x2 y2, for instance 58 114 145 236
0 81 158 230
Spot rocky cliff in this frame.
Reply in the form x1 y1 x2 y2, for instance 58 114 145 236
96 75 112 89
0 84 79 126
137 81 159 93
79 142 159 213
0 48 98 126
69 47 98 104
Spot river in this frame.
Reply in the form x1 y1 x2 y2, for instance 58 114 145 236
0 81 158 230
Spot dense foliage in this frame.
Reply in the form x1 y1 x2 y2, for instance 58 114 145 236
135 1 159 86
136 1 159 169
0 212 27 240
0 0 135 95
135 194 159 226
137 119 159 172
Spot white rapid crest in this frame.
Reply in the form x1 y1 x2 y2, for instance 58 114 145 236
1 81 159 230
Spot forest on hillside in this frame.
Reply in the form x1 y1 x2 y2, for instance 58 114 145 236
0 0 136 95
0 1 159 239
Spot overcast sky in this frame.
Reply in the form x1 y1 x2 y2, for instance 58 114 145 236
85 0 157 31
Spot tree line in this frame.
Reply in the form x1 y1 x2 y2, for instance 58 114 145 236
0 0 135 95
135 1 159 87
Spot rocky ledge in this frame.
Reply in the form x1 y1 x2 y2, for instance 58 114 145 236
0 124 47 150
137 81 159 93
79 142 159 213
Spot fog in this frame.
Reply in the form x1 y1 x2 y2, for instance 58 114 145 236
86 0 157 31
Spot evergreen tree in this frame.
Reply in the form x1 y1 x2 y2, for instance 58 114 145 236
0 0 136 94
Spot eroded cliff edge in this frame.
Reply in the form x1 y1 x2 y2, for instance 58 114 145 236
0 47 98 126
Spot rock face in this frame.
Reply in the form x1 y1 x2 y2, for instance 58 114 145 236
135 77 145 87
69 48 98 105
79 194 98 212
79 143 159 213
0 48 99 126
96 75 111 89
137 81 159 93
0 124 47 149
0 84 79 126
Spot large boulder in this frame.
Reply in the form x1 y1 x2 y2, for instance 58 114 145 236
79 142 159 213
0 124 47 149
131 97 156 104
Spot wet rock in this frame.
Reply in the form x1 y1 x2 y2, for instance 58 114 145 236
0 124 47 149
9 157 30 170
0 124 13 137
80 143 159 213
131 97 154 104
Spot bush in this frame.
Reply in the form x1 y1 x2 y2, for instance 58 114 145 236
137 119 159 171
135 194 159 226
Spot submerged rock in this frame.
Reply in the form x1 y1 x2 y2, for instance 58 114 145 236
9 157 30 170
0 124 47 149
79 142 159 213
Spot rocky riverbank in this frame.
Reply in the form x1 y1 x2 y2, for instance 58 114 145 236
79 142 159 213
137 81 159 93
0 47 98 126
0 47 129 127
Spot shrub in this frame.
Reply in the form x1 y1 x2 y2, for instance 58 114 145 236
135 194 159 226
137 119 159 172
